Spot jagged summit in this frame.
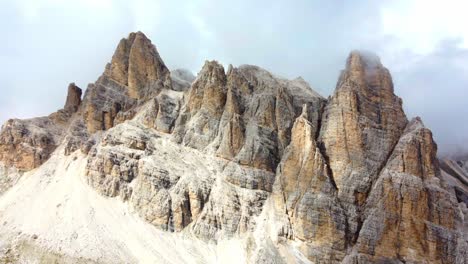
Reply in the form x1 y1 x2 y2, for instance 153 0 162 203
64 83 82 113
347 50 382 69
0 33 466 263
104 31 172 99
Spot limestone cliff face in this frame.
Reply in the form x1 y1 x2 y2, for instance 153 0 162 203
318 51 409 245
82 31 173 134
0 83 82 170
174 63 324 173
273 107 347 262
104 31 172 100
351 118 462 263
320 52 408 195
0 33 467 264
0 118 64 171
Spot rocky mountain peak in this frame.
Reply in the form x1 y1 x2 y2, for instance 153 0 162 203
64 82 82 113
346 50 382 70
341 50 394 92
104 31 171 99
198 60 226 81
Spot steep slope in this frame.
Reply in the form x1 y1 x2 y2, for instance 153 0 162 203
0 32 467 264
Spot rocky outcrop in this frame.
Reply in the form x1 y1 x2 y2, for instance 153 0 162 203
174 63 324 173
318 51 408 243
82 31 173 134
173 60 228 149
0 118 63 171
0 81 83 170
104 31 172 100
350 118 465 263
64 83 82 113
273 106 347 262
86 121 215 232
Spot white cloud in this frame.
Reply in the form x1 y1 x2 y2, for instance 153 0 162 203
381 0 468 54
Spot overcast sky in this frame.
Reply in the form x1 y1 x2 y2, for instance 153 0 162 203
1 0 468 155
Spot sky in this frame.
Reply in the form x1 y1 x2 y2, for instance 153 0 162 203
1 0 468 156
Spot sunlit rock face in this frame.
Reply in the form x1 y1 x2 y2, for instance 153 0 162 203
0 33 467 264
318 51 409 245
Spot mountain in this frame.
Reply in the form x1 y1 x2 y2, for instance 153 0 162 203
0 31 467 264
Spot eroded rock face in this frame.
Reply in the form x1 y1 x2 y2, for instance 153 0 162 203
0 81 79 170
85 121 216 232
318 51 409 243
81 76 136 133
0 118 63 171
1 32 467 264
174 63 325 173
173 60 228 149
320 51 408 194
64 83 82 113
104 31 172 100
351 118 465 263
273 107 347 262
82 31 173 134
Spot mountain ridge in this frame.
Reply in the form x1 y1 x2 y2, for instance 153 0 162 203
0 31 467 264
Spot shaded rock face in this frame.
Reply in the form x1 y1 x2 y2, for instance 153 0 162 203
440 157 468 206
1 33 467 264
64 83 82 113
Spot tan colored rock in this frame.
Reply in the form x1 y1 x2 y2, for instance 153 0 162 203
81 75 137 134
0 118 63 171
318 51 408 242
273 107 347 262
216 114 245 159
82 31 174 134
320 51 408 194
353 118 463 263
104 31 172 100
